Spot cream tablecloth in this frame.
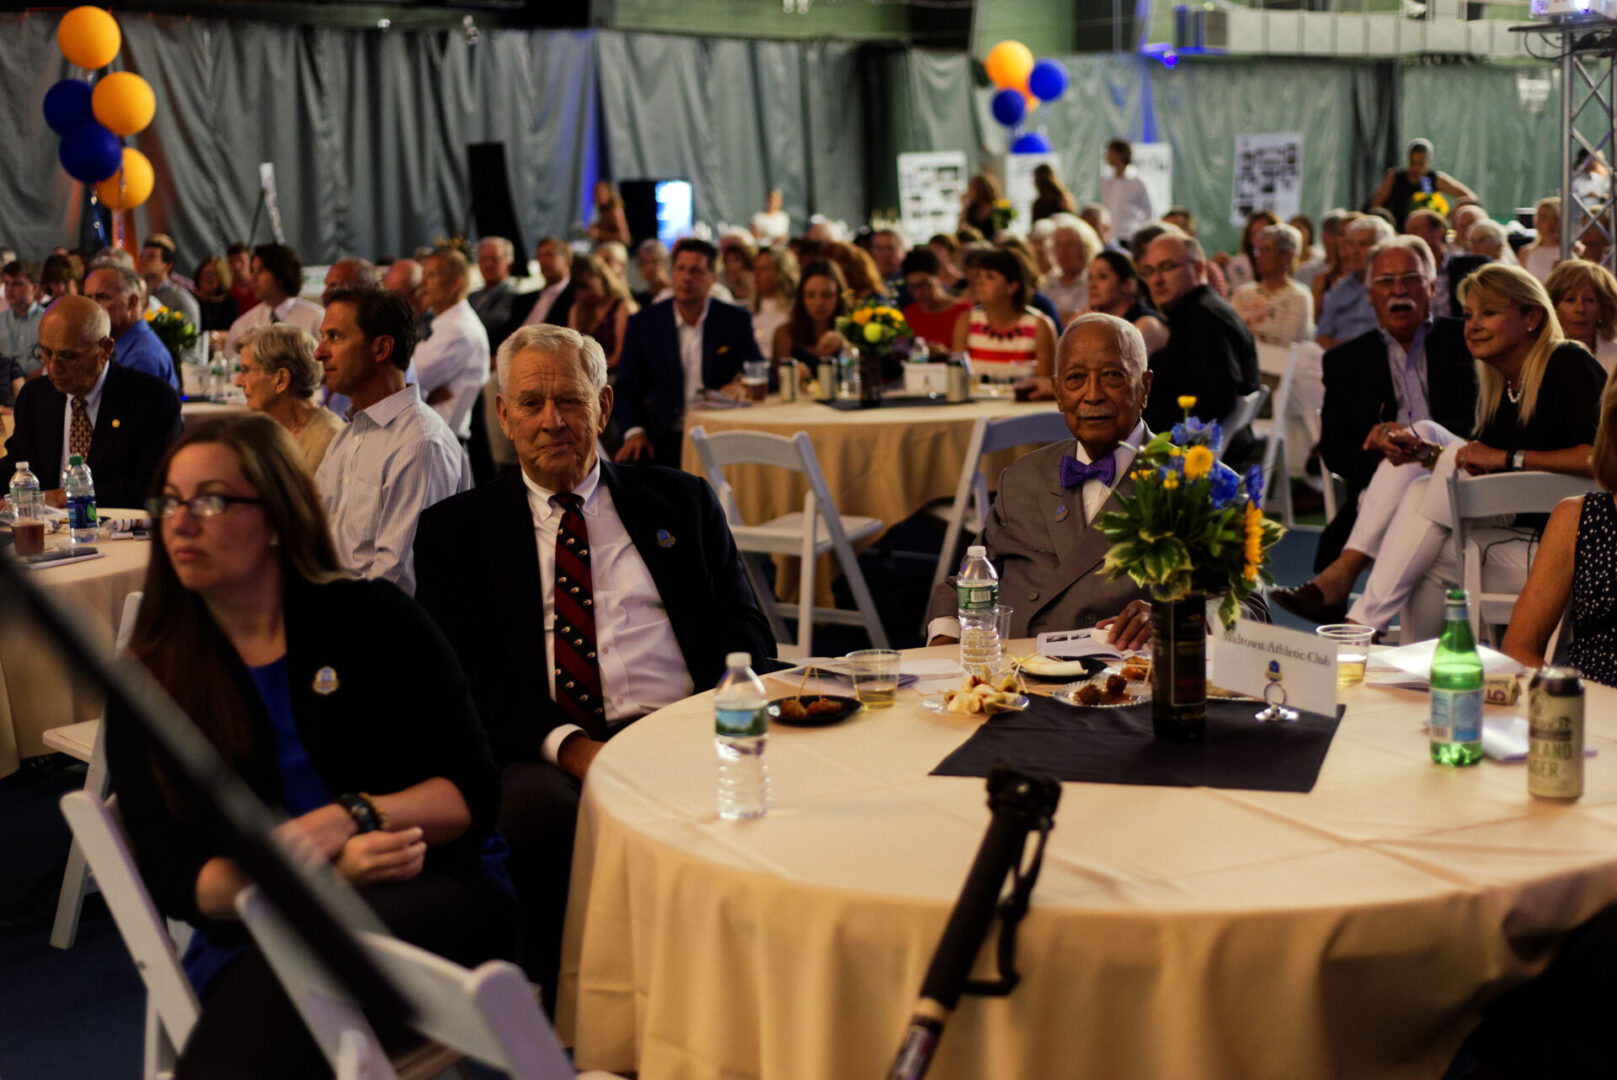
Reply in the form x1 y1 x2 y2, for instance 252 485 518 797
557 643 1617 1080
0 515 151 775
678 395 1060 602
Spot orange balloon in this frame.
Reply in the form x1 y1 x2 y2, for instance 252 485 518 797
92 71 155 136
984 40 1034 91
57 7 121 71
1022 89 1039 115
95 148 154 210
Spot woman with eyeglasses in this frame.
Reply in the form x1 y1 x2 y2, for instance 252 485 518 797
105 414 516 1077
1271 265 1604 639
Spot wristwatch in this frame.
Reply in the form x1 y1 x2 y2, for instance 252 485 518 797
1508 449 1527 472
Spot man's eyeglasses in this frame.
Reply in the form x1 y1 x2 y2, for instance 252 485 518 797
30 343 98 368
1370 273 1428 289
147 494 264 519
1136 260 1183 279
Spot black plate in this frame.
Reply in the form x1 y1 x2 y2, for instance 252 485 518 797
1015 655 1109 681
769 694 863 727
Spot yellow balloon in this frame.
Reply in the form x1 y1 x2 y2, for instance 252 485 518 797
92 71 155 137
57 7 121 71
95 148 154 210
984 40 1034 91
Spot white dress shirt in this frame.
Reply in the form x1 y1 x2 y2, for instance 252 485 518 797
523 463 695 763
928 418 1143 642
413 299 491 439
224 294 326 359
1100 170 1154 250
59 361 110 486
677 297 711 406
522 277 570 327
314 384 471 596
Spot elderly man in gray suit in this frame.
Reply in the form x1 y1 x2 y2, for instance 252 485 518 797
927 312 1160 650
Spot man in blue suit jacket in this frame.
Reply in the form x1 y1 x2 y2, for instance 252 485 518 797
612 238 763 464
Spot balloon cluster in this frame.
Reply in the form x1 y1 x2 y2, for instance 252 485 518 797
984 41 1068 155
45 7 155 210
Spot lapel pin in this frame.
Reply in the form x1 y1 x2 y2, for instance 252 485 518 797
312 666 340 695
111 418 120 428
656 529 676 548
1054 505 1069 522
717 345 729 355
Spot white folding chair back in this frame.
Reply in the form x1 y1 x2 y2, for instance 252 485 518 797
49 591 143 949
236 887 618 1080
1218 386 1270 462
689 426 888 658
1254 344 1320 530
59 790 199 1080
1547 596 1575 667
930 411 1073 596
1448 471 1591 639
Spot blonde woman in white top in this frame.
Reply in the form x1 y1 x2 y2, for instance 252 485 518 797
1521 196 1571 283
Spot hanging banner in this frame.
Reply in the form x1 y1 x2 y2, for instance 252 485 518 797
1231 132 1302 226
1005 151 1059 234
898 151 969 245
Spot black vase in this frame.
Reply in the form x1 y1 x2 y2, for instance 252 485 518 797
1150 590 1207 742
857 347 885 407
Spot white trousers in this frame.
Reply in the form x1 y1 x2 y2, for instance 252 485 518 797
1343 421 1465 632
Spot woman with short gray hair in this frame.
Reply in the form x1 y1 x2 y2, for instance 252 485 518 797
235 323 344 473
1229 222 1315 344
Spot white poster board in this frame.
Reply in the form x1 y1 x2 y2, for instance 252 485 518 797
1005 152 1059 236
1231 132 1303 227
898 151 969 244
1132 143 1173 225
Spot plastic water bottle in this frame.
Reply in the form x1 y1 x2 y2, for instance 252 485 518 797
1430 588 1484 766
714 651 770 820
957 545 1002 678
8 460 43 520
64 454 98 544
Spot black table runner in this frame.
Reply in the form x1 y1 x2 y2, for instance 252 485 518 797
930 695 1346 794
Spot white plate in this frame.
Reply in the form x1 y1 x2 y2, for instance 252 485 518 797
921 692 1029 715
1053 669 1151 708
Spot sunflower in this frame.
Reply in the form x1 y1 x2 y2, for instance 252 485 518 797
1183 445 1214 481
1242 501 1264 583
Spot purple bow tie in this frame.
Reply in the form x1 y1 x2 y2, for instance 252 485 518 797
1059 454 1116 489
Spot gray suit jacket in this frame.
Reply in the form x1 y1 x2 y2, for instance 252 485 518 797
926 438 1149 638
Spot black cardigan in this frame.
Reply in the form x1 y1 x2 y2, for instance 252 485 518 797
105 576 502 941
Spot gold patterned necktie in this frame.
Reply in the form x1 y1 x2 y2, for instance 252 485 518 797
69 396 92 458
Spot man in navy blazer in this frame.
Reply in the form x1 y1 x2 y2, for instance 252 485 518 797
1 296 182 508
612 237 763 464
414 324 772 1003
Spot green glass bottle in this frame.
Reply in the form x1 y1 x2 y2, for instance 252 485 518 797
1430 588 1484 766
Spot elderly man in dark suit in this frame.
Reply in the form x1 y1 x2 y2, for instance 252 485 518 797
1138 230 1261 461
1 295 182 509
611 238 764 464
414 323 773 1005
1270 235 1479 623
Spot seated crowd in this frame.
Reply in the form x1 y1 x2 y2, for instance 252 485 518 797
7 142 1617 1076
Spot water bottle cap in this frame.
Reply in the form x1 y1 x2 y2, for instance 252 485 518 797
14 461 27 471
68 454 84 466
726 651 751 668
966 545 986 557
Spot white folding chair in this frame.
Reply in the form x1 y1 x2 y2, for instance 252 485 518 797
236 887 621 1080
689 426 889 659
1546 595 1575 667
59 790 200 1080
1448 470 1592 640
1219 385 1270 462
48 590 142 949
929 411 1073 597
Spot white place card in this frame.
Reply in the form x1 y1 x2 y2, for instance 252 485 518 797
1211 619 1339 718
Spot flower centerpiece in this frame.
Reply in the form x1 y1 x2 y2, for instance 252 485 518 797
834 298 915 405
1408 189 1449 221
1096 396 1285 740
988 198 1016 234
145 305 198 367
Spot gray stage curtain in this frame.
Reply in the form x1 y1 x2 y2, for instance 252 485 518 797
863 48 979 214
594 31 866 234
1024 54 1150 218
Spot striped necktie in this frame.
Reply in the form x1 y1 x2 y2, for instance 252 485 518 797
550 493 606 740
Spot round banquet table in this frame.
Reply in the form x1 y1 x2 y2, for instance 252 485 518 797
0 512 152 776
678 393 1060 601
557 643 1617 1080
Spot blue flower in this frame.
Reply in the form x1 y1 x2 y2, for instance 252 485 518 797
1204 420 1223 454
1171 422 1189 445
1209 463 1240 509
1245 464 1265 510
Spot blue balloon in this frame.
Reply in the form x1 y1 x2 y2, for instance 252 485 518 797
59 121 122 183
1028 59 1069 102
990 87 1026 128
43 79 95 135
1011 132 1053 154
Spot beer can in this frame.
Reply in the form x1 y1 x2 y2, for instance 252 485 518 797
778 362 798 402
816 361 837 403
1527 666 1584 801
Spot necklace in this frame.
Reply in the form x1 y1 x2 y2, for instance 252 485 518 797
1506 380 1523 405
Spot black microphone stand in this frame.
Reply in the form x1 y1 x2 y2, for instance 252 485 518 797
0 552 412 1023
887 763 1061 1080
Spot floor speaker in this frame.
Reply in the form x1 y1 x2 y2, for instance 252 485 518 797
466 142 526 256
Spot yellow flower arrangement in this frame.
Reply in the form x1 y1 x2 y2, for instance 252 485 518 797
852 309 873 326
1183 445 1214 481
1242 501 1265 583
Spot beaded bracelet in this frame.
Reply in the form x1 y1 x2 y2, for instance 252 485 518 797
338 792 381 834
